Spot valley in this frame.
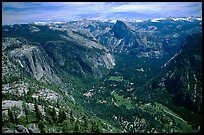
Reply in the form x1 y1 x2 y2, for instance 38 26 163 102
2 17 202 133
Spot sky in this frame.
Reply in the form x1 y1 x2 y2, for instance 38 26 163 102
2 2 202 24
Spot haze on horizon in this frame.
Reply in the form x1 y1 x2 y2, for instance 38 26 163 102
2 2 202 25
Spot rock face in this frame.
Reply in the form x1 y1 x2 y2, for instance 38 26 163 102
112 20 136 39
79 18 201 58
10 44 60 82
2 18 202 133
142 33 202 113
2 24 116 82
2 37 60 83
162 33 202 112
96 20 140 55
4 18 200 60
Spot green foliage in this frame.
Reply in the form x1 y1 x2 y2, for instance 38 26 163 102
2 93 11 100
2 113 9 127
3 75 22 84
140 102 195 133
34 102 43 121
44 106 53 124
18 116 27 125
22 101 30 123
74 120 81 133
111 91 134 110
51 107 58 123
70 110 74 122
59 108 67 123
56 99 60 108
10 105 21 125
38 120 46 133
108 76 123 81
2 92 23 101
80 115 88 132
91 121 101 133
62 119 73 133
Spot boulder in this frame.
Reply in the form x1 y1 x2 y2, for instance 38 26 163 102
4 130 14 133
28 124 40 133
16 125 26 132
21 128 29 133
14 130 19 133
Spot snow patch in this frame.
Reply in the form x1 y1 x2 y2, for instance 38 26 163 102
136 20 143 22
150 18 166 22
109 20 117 23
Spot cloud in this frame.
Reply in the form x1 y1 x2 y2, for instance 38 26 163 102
2 2 202 24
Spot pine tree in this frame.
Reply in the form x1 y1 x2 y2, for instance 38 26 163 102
38 120 46 133
74 120 81 133
22 101 30 123
57 99 60 108
45 106 53 124
70 110 74 122
59 108 67 123
62 119 73 133
11 105 20 125
51 107 57 123
8 108 14 123
34 102 43 121
2 113 9 127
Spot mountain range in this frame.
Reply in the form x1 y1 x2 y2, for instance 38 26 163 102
2 17 202 133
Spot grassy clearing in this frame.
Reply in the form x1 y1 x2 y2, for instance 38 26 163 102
140 102 195 133
108 76 123 81
111 91 134 110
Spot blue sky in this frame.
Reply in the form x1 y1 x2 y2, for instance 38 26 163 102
2 2 202 24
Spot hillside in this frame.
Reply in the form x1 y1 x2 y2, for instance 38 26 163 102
2 18 202 133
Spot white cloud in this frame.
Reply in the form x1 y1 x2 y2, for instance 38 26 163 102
112 3 165 12
2 2 202 24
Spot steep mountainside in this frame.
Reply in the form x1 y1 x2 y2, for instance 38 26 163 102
2 23 118 133
136 33 202 129
2 18 202 133
2 24 115 82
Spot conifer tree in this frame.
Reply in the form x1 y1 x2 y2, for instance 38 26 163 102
45 106 53 124
34 102 43 121
22 101 30 123
11 105 20 125
51 107 57 123
57 99 60 108
74 120 81 133
62 119 73 133
38 120 46 133
70 110 74 122
59 108 67 123
8 108 14 123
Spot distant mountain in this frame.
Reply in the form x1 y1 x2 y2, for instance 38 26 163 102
23 17 202 59
80 17 201 58
2 17 202 133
